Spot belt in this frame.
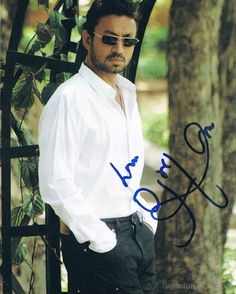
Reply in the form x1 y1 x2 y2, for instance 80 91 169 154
60 212 142 235
101 212 142 224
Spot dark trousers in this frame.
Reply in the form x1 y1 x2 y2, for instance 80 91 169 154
60 213 156 294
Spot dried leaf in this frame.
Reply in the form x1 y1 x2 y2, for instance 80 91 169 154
12 74 35 109
36 23 54 44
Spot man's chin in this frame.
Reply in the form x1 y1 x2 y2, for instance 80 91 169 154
110 64 126 74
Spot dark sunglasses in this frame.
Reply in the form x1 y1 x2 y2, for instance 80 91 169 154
93 32 139 47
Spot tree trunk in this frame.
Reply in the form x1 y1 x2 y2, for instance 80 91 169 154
219 0 236 246
155 0 227 293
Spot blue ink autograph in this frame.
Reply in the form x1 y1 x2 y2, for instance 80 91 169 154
110 122 229 247
110 155 139 187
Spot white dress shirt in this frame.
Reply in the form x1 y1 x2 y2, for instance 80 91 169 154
38 63 157 253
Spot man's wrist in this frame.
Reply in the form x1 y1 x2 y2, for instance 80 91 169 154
89 232 117 253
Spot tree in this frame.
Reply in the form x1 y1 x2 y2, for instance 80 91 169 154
155 0 235 293
219 0 236 246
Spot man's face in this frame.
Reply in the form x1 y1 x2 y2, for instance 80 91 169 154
84 15 137 74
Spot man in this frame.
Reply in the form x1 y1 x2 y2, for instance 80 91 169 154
38 0 157 293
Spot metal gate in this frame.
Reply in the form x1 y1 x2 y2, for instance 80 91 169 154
1 0 156 293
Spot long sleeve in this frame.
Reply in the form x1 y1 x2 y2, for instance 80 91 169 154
38 92 117 253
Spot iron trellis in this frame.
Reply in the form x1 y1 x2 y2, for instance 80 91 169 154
0 0 157 293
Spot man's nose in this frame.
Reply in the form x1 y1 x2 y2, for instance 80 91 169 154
111 39 125 53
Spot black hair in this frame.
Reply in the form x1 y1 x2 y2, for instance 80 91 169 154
83 0 138 36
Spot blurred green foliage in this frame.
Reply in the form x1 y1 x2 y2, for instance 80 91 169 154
137 25 168 80
223 245 236 294
142 111 169 149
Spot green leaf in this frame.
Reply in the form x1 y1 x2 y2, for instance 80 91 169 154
32 193 44 216
31 40 44 53
49 11 67 30
11 206 25 226
12 243 28 265
65 0 74 9
38 0 49 9
23 193 44 218
55 72 65 83
12 73 35 109
34 68 45 82
49 11 68 48
32 81 41 99
75 16 86 34
22 195 33 217
16 125 35 146
20 160 38 189
55 71 71 83
41 82 59 105
23 65 45 82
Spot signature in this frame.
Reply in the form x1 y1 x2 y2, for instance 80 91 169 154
110 122 229 247
110 156 139 187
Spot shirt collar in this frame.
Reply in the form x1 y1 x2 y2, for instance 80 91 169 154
79 63 136 98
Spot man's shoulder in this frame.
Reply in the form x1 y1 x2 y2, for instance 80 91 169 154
48 72 91 103
58 72 89 93
40 75 92 117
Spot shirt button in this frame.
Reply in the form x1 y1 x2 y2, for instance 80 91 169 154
111 228 115 232
83 248 87 252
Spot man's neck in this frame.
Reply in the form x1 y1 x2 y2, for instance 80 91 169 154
84 62 117 89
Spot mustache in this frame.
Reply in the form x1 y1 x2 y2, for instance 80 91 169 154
106 53 126 61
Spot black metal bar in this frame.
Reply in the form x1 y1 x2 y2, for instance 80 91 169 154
46 205 61 294
0 267 26 294
0 145 39 159
124 0 157 83
2 223 59 237
74 39 88 73
8 0 30 51
46 1 80 290
7 50 78 73
1 53 16 294
64 41 78 53
12 273 26 294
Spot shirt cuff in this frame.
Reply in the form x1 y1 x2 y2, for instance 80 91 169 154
89 228 117 253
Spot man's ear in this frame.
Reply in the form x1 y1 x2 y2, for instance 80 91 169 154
82 30 91 50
